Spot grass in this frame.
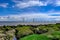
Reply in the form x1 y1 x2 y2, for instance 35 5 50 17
20 31 60 40
20 34 51 40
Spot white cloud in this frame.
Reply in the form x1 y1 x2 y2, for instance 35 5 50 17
45 0 60 6
13 0 47 8
12 0 60 8
55 0 60 6
0 12 60 21
0 3 8 8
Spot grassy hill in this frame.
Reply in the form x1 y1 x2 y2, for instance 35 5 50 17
20 34 51 40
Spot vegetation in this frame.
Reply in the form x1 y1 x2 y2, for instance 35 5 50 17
15 26 33 39
0 23 60 40
20 34 51 40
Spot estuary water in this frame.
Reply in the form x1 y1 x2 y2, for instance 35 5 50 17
0 21 21 26
13 36 17 40
0 21 56 26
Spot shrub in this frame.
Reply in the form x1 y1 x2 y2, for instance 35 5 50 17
15 26 33 39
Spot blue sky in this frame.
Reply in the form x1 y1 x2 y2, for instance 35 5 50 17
0 0 60 21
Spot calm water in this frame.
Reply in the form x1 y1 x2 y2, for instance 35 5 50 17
0 21 56 26
0 21 21 26
13 36 17 40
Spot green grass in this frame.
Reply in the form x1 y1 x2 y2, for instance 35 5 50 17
20 34 51 40
20 31 60 40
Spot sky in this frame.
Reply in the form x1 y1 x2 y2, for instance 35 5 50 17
0 0 60 21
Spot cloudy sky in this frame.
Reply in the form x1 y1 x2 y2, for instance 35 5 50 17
0 0 60 21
